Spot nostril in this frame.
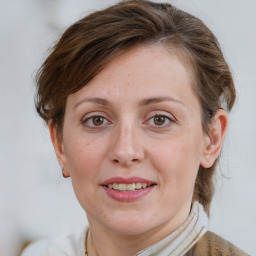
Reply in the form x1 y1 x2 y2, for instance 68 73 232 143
112 158 139 165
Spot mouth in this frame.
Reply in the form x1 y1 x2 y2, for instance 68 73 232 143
101 177 156 202
105 183 153 191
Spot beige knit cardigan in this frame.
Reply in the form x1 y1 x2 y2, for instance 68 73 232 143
185 231 250 256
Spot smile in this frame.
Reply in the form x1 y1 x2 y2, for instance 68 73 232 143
107 183 151 191
101 177 156 202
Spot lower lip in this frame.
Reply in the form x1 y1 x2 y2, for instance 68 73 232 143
102 186 155 202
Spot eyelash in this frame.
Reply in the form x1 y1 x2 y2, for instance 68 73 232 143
145 114 175 129
81 113 175 131
81 115 111 129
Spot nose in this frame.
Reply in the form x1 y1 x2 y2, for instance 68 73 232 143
109 124 145 166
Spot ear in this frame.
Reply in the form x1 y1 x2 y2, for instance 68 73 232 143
48 120 70 178
200 109 228 168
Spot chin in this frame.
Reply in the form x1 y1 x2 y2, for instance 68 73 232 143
109 223 152 236
101 211 163 236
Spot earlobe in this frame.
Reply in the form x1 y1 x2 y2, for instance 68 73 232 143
200 109 228 168
48 120 70 178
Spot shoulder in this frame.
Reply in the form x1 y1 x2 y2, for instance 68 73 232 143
186 231 250 256
21 229 87 256
21 238 57 256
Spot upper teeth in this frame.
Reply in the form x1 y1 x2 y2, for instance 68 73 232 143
108 183 149 191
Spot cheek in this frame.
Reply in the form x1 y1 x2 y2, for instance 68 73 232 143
63 136 108 211
64 135 106 181
148 136 201 187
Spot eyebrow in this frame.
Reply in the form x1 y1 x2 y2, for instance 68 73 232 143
73 96 186 110
139 96 186 108
74 97 112 110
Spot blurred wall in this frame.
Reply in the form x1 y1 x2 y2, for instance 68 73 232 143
0 0 255 255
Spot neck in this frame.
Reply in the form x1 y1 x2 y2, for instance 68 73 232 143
87 226 167 256
86 210 190 256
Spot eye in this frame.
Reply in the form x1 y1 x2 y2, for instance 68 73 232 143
82 115 110 128
91 116 105 126
145 114 174 129
153 116 168 126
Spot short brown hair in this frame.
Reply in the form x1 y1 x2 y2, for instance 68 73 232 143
35 0 236 215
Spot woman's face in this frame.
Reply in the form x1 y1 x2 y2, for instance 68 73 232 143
56 45 211 236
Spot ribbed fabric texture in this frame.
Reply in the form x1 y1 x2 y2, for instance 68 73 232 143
137 201 208 256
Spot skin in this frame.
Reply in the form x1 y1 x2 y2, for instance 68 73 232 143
49 45 228 256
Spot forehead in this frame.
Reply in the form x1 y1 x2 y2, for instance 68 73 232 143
67 45 199 111
68 44 196 102
102 43 193 82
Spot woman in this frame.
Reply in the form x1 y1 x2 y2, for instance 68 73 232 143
22 0 249 255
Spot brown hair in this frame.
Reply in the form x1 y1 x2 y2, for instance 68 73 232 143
35 0 235 215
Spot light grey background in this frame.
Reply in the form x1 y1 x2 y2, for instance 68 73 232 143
0 0 255 255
